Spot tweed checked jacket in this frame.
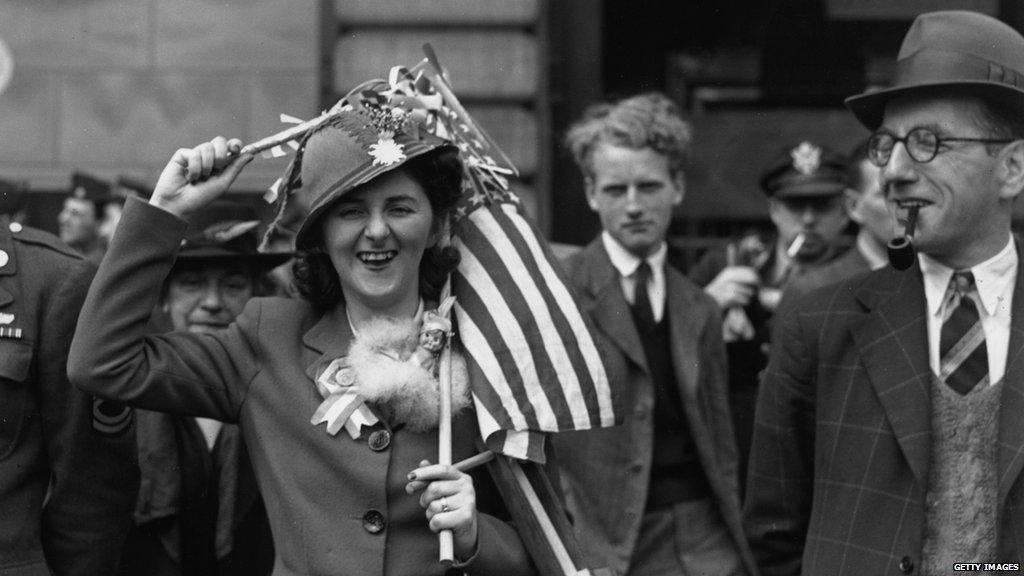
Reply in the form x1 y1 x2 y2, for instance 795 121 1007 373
778 245 872 311
744 246 1024 576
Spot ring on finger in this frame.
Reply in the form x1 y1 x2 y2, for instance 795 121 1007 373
440 497 451 513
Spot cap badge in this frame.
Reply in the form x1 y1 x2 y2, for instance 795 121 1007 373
791 142 821 175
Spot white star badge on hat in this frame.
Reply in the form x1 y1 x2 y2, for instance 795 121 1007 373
791 141 821 175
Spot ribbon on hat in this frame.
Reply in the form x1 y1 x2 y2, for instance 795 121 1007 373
310 357 380 438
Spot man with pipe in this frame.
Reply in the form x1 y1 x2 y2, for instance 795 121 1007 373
744 10 1024 575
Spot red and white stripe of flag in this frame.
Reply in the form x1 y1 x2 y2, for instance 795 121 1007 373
453 202 615 462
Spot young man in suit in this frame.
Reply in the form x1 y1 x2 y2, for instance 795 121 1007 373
745 11 1024 575
554 92 757 576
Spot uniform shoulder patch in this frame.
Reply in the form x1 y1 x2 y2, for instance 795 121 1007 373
92 397 133 436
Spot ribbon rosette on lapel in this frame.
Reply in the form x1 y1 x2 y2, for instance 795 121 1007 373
310 357 380 439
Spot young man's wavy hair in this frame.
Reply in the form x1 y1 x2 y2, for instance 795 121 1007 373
564 92 693 181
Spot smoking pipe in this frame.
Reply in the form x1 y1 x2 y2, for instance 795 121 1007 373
887 204 920 270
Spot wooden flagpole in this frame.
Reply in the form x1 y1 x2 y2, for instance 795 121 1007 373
438 334 454 563
437 280 455 564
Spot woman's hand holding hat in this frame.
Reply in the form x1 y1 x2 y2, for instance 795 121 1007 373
151 136 254 221
406 459 479 560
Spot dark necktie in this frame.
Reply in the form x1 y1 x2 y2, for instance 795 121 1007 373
939 271 989 395
632 261 656 333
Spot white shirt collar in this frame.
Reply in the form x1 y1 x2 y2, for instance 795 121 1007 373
919 235 1016 317
601 231 667 277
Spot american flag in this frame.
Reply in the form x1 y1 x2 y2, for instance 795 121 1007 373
414 49 618 463
452 199 617 462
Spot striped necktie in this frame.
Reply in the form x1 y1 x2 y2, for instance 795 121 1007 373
939 271 989 395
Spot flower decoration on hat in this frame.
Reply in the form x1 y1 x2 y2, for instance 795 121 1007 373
791 141 822 175
368 133 406 166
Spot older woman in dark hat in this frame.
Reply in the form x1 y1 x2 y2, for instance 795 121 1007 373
68 97 536 574
118 202 283 576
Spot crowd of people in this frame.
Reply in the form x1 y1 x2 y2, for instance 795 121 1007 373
3 8 1024 576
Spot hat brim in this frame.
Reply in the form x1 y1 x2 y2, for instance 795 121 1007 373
294 140 456 250
771 181 847 199
845 81 1024 130
175 250 292 271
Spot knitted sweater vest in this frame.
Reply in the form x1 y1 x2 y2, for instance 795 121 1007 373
921 376 1002 575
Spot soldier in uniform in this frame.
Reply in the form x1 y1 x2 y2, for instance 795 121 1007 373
688 141 850 494
0 215 138 575
58 171 114 264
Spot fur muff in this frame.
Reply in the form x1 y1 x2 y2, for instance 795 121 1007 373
346 316 470 432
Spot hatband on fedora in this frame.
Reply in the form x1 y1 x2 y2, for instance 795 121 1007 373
845 10 1024 130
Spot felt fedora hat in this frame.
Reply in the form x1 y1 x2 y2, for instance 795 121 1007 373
292 107 455 250
178 201 291 270
846 10 1024 130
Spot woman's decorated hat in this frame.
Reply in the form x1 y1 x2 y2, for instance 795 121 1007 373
254 47 516 251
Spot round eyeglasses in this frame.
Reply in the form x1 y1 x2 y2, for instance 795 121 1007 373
867 127 1013 167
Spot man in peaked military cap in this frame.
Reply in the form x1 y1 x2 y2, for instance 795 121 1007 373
0 214 138 574
745 11 1024 575
58 171 114 264
688 140 850 493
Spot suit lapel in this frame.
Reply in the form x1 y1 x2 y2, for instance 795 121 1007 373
665 268 702 401
851 266 933 486
577 240 648 373
998 241 1024 505
302 305 354 385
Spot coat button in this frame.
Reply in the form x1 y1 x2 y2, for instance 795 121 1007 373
367 429 391 452
8 222 21 233
899 556 914 574
362 510 386 534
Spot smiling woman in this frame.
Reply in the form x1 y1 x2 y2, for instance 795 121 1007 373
66 87 537 573
291 143 462 317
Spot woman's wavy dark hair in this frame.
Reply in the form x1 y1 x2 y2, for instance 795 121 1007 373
292 147 464 311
